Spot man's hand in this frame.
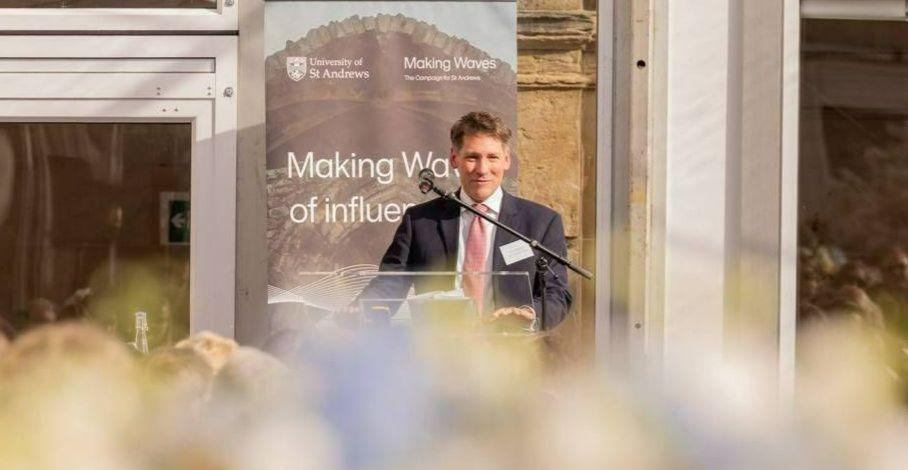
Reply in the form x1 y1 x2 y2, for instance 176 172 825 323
487 306 536 331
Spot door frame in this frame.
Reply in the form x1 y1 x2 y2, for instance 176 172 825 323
0 35 238 337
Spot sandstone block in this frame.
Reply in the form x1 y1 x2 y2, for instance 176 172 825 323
516 89 584 237
518 50 582 75
519 0 584 11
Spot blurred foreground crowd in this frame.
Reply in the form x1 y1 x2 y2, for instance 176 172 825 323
799 223 908 395
2 317 908 469
799 234 908 336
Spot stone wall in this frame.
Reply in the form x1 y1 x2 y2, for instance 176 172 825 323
516 1 597 355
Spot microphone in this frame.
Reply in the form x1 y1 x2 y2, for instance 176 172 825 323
418 168 434 182
417 168 435 194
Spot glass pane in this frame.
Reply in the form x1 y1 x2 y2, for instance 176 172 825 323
799 20 908 339
0 123 191 351
0 0 216 8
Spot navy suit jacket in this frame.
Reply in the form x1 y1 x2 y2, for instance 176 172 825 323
359 190 572 329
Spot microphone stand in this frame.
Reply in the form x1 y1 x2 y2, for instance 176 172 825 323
419 177 594 331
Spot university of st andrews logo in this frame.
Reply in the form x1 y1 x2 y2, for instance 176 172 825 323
287 57 307 82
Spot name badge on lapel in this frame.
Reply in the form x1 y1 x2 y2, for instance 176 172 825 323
499 240 535 266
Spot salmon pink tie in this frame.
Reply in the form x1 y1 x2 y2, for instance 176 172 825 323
463 203 489 314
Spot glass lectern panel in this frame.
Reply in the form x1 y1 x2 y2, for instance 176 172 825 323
267 270 535 334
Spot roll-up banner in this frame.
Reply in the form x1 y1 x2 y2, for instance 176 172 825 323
264 0 517 321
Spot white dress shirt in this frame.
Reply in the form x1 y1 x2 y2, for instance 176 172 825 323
454 186 502 313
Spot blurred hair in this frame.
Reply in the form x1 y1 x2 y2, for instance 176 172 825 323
59 287 91 322
837 260 883 290
0 330 8 358
876 245 908 277
0 316 15 340
212 346 295 406
145 346 214 385
175 331 237 373
143 347 214 410
26 298 57 325
450 111 511 151
0 321 132 378
821 284 886 329
878 245 908 263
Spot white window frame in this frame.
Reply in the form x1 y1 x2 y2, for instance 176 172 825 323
0 0 237 32
780 0 800 408
0 36 238 338
595 0 614 367
642 0 799 400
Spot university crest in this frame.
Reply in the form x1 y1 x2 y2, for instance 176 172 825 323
287 57 307 82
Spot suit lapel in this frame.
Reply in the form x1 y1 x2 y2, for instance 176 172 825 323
437 196 460 271
492 191 518 272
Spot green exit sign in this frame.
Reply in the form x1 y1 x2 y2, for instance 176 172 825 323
160 192 190 245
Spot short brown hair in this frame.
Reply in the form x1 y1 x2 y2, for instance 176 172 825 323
175 330 238 373
450 111 512 151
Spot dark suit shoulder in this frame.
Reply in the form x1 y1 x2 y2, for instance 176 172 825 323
404 191 561 222
403 196 455 221
506 193 560 220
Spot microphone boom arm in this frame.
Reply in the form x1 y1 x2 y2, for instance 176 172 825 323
419 177 593 280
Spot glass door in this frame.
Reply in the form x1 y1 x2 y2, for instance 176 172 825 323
0 36 238 347
0 122 192 348
0 100 235 349
798 19 908 389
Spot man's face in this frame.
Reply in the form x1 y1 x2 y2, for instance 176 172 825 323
449 133 511 202
884 249 908 289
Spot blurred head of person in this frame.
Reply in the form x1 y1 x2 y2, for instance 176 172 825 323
0 322 141 469
26 298 57 327
826 284 885 329
880 246 908 291
0 313 15 339
0 330 8 359
175 331 238 373
0 321 133 379
212 346 296 410
799 301 827 325
837 259 882 290
800 277 824 301
144 346 214 404
58 287 91 322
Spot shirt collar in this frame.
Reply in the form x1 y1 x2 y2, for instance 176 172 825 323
459 186 503 216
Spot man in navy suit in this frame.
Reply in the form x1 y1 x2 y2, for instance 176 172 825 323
359 111 572 329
